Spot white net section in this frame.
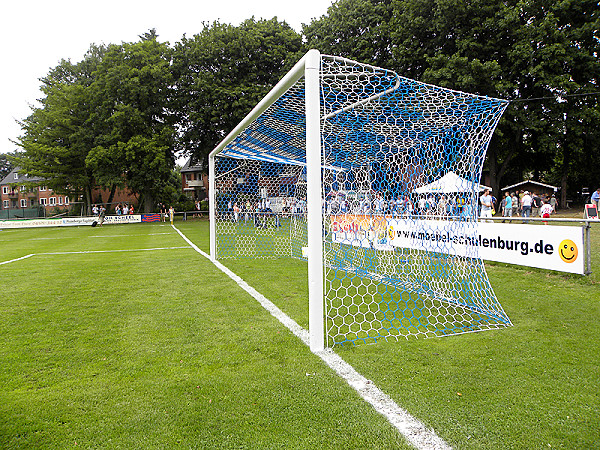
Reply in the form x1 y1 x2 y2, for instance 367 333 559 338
213 54 511 346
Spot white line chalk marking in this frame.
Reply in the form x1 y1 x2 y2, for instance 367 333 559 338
0 247 190 266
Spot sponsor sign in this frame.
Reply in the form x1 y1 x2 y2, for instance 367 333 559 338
142 213 161 222
330 214 392 251
0 215 142 229
0 218 63 229
103 215 141 224
331 215 585 274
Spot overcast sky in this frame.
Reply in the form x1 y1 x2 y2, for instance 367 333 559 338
0 0 333 154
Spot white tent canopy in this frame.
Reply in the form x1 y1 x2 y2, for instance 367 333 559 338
413 171 490 194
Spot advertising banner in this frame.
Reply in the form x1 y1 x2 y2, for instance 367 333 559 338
330 214 393 251
331 215 585 274
0 215 142 229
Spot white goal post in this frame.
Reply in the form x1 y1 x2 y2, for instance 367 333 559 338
209 49 511 352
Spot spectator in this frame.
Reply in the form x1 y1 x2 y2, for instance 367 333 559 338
480 189 493 222
521 191 533 222
591 188 600 210
531 192 542 217
550 194 557 212
502 192 512 221
511 192 519 217
540 199 553 224
98 206 106 227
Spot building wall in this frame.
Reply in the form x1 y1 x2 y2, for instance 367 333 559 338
181 171 208 200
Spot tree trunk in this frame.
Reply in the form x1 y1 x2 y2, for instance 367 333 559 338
143 188 154 213
84 187 92 216
106 185 117 209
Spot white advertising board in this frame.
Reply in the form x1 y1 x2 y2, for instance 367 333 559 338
331 215 585 275
0 215 142 229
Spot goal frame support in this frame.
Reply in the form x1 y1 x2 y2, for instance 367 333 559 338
209 49 325 352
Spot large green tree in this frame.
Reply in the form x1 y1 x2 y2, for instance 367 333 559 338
85 32 175 212
304 0 600 200
171 18 303 163
17 51 105 212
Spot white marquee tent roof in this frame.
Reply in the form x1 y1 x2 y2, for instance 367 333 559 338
413 171 491 194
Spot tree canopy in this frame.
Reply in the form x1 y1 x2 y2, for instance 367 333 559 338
14 2 600 208
305 0 600 201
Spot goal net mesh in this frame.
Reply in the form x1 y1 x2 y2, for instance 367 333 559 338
213 54 511 346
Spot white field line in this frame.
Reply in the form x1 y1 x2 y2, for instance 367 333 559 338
0 247 190 265
171 224 451 450
0 254 35 265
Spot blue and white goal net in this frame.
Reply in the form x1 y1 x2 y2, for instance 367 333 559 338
210 52 512 347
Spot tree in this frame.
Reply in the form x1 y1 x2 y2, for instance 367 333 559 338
171 18 303 163
17 52 105 213
85 33 176 212
304 0 600 199
0 151 17 180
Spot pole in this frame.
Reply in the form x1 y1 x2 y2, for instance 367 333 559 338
305 49 325 352
209 153 217 261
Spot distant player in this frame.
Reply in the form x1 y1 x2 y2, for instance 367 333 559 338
169 206 174 225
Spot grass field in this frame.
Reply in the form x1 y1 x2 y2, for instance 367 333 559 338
1 216 599 448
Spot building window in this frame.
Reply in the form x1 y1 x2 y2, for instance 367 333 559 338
49 197 56 206
2 186 7 194
58 197 63 205
3 200 8 209
40 198 47 206
20 199 27 208
30 199 35 207
40 186 47 191
14 173 18 180
65 197 69 205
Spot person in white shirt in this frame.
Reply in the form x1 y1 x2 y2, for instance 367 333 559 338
540 200 553 224
480 189 493 222
521 191 533 222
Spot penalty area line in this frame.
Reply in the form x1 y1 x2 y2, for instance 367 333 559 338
0 247 190 265
171 224 451 450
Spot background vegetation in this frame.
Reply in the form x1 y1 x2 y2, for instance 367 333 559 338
10 0 599 212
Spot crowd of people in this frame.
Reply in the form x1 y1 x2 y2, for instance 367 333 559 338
92 203 134 216
480 189 559 223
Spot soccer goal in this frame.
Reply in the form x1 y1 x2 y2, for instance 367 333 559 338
209 50 512 351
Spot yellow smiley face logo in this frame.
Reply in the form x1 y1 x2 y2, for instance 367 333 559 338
559 240 578 263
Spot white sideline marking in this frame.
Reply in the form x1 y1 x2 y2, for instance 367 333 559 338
88 233 175 238
0 254 35 265
171 225 451 450
38 247 189 255
0 247 190 265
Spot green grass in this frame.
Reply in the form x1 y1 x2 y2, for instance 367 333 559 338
183 217 600 449
0 222 407 449
1 217 599 448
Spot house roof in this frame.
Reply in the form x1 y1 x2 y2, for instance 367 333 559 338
180 157 205 173
501 180 559 191
0 167 45 185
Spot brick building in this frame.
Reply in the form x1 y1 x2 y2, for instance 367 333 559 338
181 158 208 201
0 168 70 215
1 167 138 216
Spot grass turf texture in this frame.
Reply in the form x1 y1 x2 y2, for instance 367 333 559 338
0 223 407 449
182 215 600 449
1 215 599 448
